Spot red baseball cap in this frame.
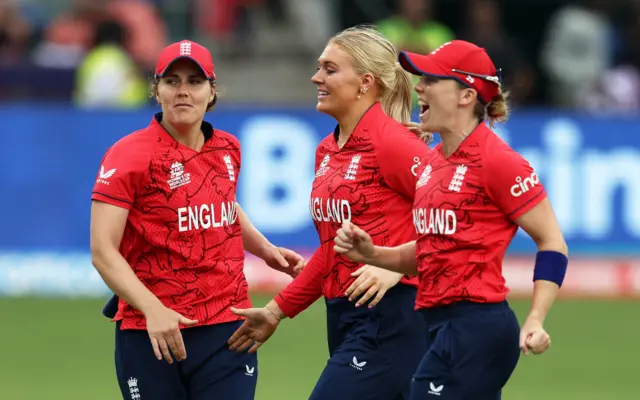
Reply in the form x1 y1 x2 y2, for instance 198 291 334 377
398 40 500 103
154 40 216 81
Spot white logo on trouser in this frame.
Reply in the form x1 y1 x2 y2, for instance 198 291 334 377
428 382 444 396
127 377 141 399
350 356 367 370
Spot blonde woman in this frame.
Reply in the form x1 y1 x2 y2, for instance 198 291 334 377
228 26 432 400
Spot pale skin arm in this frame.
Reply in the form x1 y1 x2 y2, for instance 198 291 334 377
236 203 305 277
515 197 568 355
227 298 286 354
333 221 418 275
237 203 272 259
366 242 418 275
90 201 166 319
90 201 197 363
227 228 414 352
334 198 567 356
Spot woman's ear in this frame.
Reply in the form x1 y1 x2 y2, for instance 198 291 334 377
210 82 216 104
154 82 160 105
360 73 375 93
459 87 477 107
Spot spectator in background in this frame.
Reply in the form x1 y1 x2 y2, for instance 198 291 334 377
0 0 32 64
32 0 106 68
378 0 453 55
284 0 336 56
73 20 148 109
460 0 537 106
33 0 166 72
196 0 263 58
378 0 453 108
540 0 614 109
106 0 168 71
579 1 640 114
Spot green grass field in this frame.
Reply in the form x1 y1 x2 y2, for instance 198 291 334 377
0 296 637 399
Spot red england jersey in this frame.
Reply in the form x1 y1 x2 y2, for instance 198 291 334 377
91 113 250 330
275 102 432 317
413 123 546 309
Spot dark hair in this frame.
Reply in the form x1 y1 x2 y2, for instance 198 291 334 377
93 20 126 47
150 79 218 112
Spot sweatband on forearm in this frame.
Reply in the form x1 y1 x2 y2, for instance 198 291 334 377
533 250 568 287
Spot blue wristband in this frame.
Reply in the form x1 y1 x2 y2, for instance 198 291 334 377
533 251 568 287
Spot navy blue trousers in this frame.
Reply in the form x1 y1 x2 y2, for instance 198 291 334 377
410 301 521 400
309 284 428 400
114 320 257 400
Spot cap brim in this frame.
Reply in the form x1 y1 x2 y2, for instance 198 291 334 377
398 51 449 78
156 56 213 80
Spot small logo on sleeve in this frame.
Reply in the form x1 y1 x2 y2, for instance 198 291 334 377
411 157 421 176
96 165 116 185
510 172 539 197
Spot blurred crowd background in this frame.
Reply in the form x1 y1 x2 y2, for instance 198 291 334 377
1 1 639 399
2 0 640 112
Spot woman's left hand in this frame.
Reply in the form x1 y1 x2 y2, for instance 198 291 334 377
344 265 404 308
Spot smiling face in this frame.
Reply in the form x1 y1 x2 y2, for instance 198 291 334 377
414 75 477 133
156 58 215 129
311 43 367 120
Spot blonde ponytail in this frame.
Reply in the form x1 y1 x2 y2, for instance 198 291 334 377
379 63 413 125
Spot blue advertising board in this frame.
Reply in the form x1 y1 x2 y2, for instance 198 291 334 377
1 105 639 255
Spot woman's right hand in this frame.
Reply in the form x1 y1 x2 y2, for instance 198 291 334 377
145 305 198 364
227 305 281 354
334 221 376 264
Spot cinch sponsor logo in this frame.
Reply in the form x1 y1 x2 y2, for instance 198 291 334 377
309 197 351 223
177 202 238 232
413 208 457 235
510 172 539 198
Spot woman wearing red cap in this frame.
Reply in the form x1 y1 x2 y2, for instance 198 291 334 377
333 40 569 399
90 40 304 399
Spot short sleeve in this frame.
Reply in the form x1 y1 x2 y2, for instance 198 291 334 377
91 140 147 210
484 149 547 220
374 125 431 200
